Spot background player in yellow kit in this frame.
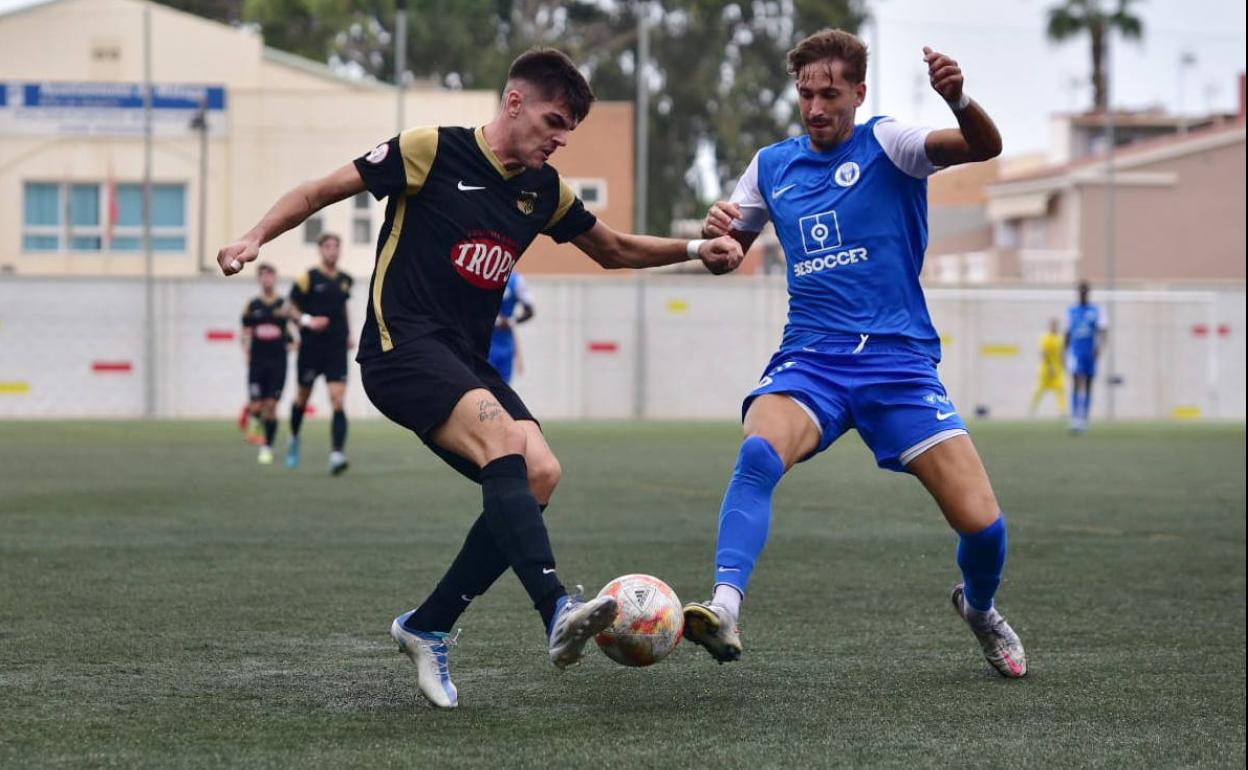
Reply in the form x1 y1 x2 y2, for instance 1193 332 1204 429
1029 318 1066 417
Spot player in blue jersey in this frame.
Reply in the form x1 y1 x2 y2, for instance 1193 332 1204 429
681 29 1026 677
488 271 535 383
1065 281 1108 434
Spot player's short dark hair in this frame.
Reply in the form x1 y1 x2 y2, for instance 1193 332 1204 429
507 47 595 123
787 28 868 84
256 262 276 275
317 232 341 247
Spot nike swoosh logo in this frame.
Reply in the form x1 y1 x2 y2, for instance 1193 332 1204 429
457 181 485 191
460 594 473 602
717 567 740 573
542 567 557 574
936 411 957 421
771 183 797 199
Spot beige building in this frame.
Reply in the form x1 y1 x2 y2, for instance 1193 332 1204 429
986 120 1246 284
0 0 633 279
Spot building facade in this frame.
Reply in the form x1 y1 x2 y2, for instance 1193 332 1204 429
0 0 633 280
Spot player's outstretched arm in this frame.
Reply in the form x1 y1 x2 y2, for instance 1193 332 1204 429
921 46 1003 167
571 221 743 275
216 163 366 276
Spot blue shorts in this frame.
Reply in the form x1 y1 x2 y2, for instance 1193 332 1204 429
1069 349 1097 377
488 339 515 384
743 337 968 472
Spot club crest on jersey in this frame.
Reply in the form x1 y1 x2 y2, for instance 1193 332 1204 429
516 190 538 216
450 232 520 289
365 142 389 164
835 161 860 187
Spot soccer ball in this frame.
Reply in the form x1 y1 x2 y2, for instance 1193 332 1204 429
594 574 684 667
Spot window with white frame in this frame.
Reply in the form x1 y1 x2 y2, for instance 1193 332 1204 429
567 178 607 211
304 215 324 244
352 192 372 244
22 181 187 253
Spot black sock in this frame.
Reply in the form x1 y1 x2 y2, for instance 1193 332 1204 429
290 403 305 437
331 409 347 452
264 418 278 446
407 504 550 633
480 455 564 629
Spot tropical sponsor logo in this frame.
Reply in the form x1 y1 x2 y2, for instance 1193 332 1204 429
449 231 521 289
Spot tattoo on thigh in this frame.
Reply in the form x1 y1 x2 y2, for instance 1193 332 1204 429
478 399 504 422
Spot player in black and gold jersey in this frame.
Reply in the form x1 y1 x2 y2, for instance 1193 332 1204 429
217 48 743 709
286 233 355 474
240 263 293 465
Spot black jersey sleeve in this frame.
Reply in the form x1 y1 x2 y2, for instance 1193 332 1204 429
353 127 440 201
240 301 254 327
289 270 310 310
542 178 597 243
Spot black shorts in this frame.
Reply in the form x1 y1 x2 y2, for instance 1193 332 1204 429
248 356 287 401
297 340 349 385
361 331 535 482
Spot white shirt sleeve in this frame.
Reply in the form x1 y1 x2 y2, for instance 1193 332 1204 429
1096 306 1109 331
512 273 535 306
728 151 770 233
873 118 939 179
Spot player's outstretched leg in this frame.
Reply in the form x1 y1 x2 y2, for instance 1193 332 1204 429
952 517 1026 677
684 434 785 663
950 581 1026 678
328 383 349 475
390 610 460 709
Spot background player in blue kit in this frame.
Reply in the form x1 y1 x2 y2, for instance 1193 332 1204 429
489 271 535 384
1065 281 1109 434
682 29 1027 678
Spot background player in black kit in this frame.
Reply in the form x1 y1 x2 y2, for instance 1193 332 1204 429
240 263 293 465
217 48 743 709
286 233 354 475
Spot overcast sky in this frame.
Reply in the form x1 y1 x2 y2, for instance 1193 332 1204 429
3 0 1244 158
870 0 1246 156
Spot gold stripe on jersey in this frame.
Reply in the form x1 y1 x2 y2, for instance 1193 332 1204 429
400 127 439 193
296 271 311 293
545 179 577 231
373 197 408 352
474 126 524 180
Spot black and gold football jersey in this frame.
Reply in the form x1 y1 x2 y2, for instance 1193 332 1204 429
352 126 596 360
240 295 290 360
289 267 354 345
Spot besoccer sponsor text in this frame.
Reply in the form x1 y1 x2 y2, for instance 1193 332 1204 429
793 248 869 278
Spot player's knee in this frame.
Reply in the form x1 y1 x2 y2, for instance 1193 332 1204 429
528 454 562 501
481 420 527 461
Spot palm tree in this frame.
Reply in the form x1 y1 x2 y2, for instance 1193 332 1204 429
1046 0 1145 113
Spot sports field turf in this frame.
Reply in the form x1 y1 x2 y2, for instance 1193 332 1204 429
1 420 1244 768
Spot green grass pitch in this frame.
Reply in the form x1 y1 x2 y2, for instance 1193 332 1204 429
1 420 1244 768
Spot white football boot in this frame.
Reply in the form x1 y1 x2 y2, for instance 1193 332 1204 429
682 601 743 664
547 586 618 670
951 584 1027 678
390 611 460 708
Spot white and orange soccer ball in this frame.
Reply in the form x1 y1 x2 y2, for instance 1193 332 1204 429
594 574 684 667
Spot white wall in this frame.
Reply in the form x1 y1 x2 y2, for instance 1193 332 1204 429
1 275 1243 422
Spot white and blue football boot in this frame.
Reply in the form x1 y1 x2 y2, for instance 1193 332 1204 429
547 586 618 670
390 611 460 709
951 584 1027 678
284 435 301 469
682 601 743 664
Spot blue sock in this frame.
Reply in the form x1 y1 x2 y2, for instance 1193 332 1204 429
1070 391 1081 419
713 436 786 596
957 516 1008 612
1082 389 1092 421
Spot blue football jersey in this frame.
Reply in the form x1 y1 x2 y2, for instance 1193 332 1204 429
730 117 942 358
1066 303 1107 355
